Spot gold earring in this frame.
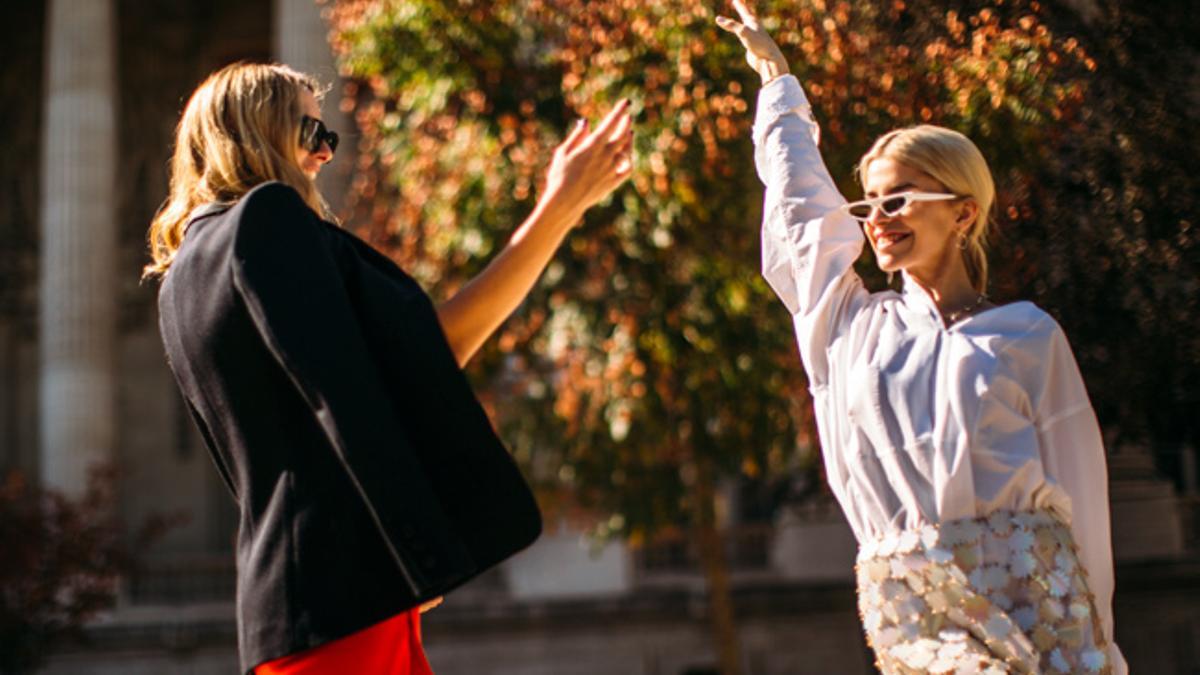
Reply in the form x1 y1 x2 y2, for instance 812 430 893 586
957 232 968 250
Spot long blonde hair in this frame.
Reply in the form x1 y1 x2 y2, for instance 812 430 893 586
144 62 328 278
857 125 995 293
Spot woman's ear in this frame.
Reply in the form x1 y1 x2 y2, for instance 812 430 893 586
955 198 979 229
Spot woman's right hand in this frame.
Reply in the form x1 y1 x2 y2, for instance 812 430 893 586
716 0 790 84
540 100 634 225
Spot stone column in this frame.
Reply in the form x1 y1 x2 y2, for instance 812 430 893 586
274 0 354 217
38 0 118 497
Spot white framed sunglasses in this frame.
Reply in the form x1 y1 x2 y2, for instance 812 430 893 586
841 191 960 223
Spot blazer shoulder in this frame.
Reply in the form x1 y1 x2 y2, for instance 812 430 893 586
231 181 326 259
236 181 314 225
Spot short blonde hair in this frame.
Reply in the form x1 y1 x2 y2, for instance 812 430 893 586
144 62 328 278
857 125 995 293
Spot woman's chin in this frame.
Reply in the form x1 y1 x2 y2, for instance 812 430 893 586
876 257 899 274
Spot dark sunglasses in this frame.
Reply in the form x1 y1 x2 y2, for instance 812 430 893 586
300 115 339 155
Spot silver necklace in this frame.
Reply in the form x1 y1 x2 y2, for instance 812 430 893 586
943 293 988 324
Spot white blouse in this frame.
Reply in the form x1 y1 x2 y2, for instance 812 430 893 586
754 75 1125 671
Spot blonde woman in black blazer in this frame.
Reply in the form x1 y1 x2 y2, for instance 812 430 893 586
145 62 633 675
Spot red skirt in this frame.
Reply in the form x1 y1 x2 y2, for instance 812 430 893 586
254 608 434 675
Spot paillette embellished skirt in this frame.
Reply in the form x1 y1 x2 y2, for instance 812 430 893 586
854 509 1111 674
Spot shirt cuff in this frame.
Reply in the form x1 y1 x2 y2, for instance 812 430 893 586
752 74 811 146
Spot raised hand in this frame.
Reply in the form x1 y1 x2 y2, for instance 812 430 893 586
541 100 634 224
716 0 790 84
434 100 634 366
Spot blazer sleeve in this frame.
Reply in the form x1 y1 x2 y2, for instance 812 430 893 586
229 182 475 598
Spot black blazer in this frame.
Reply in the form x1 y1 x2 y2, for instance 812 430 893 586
157 181 542 673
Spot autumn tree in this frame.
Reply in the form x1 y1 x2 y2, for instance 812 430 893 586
326 0 1195 671
0 469 127 675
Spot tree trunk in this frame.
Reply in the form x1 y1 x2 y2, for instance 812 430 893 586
694 456 742 675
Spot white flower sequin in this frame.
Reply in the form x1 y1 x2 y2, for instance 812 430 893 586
860 539 879 559
1048 572 1070 598
1008 528 1035 551
987 511 1013 534
938 628 970 642
879 532 900 557
1011 605 1039 631
929 656 958 674
897 638 941 669
982 565 1008 590
875 626 901 647
1042 599 1066 621
968 567 986 591
942 519 983 545
984 614 1014 637
1082 648 1108 671
1050 648 1071 672
968 564 1008 592
1012 512 1042 529
928 547 955 564
895 594 927 620
991 593 1013 611
864 608 884 631
902 554 929 574
920 525 941 549
982 534 1010 561
1011 551 1038 578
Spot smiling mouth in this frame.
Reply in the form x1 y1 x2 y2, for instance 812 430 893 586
874 232 911 251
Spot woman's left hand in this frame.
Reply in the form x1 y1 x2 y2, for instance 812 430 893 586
434 100 633 367
418 596 444 613
540 101 634 225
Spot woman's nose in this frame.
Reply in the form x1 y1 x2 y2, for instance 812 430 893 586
866 206 892 228
314 143 333 163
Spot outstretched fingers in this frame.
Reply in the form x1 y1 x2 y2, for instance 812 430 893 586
589 99 631 148
558 118 589 157
613 139 634 182
731 0 760 29
606 106 633 149
715 15 744 35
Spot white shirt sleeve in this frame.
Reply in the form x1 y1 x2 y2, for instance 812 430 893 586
1031 320 1127 673
752 75 869 387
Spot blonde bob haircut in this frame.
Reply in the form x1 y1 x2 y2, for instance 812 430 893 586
856 125 996 294
144 62 329 278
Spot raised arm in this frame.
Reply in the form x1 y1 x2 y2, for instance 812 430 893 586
435 102 634 366
718 1 869 385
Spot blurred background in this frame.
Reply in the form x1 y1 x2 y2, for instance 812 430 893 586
1 0 1197 673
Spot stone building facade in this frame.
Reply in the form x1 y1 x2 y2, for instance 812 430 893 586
2 1 1198 673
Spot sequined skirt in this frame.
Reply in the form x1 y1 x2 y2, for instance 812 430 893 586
854 510 1111 674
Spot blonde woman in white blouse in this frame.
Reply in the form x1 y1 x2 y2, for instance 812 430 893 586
719 2 1125 673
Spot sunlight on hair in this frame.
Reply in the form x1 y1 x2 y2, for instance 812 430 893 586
857 126 996 293
144 62 330 279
